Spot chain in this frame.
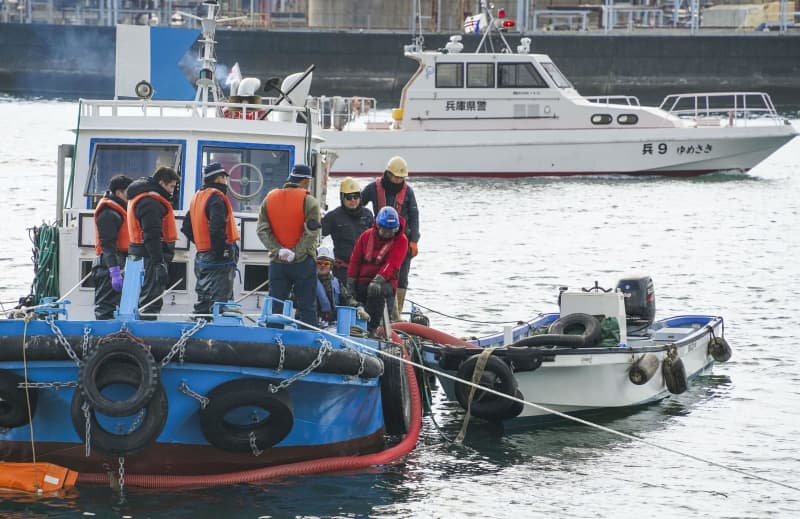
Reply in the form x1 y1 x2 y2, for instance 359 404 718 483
81 326 92 358
82 402 92 457
47 316 82 366
356 352 366 377
179 381 210 409
17 380 77 390
127 408 145 434
161 319 206 368
249 431 264 457
274 335 286 373
268 337 331 393
117 457 126 502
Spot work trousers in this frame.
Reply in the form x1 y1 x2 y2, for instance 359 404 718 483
269 255 317 326
193 250 236 316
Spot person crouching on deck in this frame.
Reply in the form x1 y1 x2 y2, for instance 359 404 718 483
126 166 179 320
256 164 321 326
315 246 341 326
181 162 241 318
93 174 133 319
346 206 408 335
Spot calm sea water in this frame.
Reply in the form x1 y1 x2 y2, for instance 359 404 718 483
1 97 799 518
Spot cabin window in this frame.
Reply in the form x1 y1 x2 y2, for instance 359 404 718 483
199 143 293 213
497 63 547 88
541 62 572 89
436 63 464 88
617 114 639 125
467 63 495 88
86 141 183 209
591 114 613 125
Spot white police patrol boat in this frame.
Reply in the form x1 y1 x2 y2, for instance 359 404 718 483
0 0 420 491
309 3 797 177
397 276 732 424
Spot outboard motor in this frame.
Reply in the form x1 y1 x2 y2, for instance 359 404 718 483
616 276 655 332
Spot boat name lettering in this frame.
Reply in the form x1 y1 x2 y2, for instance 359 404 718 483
641 143 713 156
445 100 487 111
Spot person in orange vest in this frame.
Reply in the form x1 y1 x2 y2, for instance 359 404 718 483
126 166 180 320
361 156 420 321
256 164 321 326
93 174 133 319
181 162 240 317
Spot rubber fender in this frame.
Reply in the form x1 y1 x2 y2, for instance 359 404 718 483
381 344 412 435
505 346 544 372
629 353 660 385
71 362 168 456
200 378 293 453
79 337 159 417
662 355 688 395
708 337 732 363
547 313 602 347
0 370 37 428
454 354 518 421
509 334 585 349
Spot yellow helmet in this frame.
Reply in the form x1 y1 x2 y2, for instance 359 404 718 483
339 177 360 194
385 156 408 178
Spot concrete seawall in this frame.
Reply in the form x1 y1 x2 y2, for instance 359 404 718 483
1 24 798 108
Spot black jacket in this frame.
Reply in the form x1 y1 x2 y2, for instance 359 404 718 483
361 177 420 243
321 205 374 263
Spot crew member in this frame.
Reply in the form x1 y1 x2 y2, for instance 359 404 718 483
181 162 240 317
321 177 374 286
256 164 321 326
93 174 133 319
315 246 340 325
361 156 420 320
346 206 408 335
126 166 179 320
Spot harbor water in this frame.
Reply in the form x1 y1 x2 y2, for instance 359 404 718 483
1 97 799 518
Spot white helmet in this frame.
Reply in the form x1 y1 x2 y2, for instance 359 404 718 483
317 246 334 262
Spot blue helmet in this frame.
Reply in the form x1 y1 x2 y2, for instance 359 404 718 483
376 206 400 230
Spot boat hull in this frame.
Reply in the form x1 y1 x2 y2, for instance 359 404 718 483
324 126 797 177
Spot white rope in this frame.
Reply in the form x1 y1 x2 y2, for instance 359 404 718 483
138 278 184 313
1 271 92 317
277 313 800 494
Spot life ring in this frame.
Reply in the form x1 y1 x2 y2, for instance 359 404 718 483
79 337 159 417
70 362 168 456
708 336 732 362
200 378 294 453
0 370 38 428
380 344 412 435
454 354 518 421
547 313 602 347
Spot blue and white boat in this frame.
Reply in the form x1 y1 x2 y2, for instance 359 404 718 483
403 276 732 424
0 0 419 489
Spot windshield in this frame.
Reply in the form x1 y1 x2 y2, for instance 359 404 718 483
541 62 573 89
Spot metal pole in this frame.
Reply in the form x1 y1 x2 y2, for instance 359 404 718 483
56 144 73 224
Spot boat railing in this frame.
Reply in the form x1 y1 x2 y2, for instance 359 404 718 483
585 95 641 106
658 92 785 125
305 96 382 131
79 99 318 123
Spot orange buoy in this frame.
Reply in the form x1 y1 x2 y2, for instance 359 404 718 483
0 462 78 493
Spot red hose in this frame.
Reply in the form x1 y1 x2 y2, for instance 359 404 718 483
77 349 422 489
392 322 477 348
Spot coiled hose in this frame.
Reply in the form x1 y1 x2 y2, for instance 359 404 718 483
30 223 60 304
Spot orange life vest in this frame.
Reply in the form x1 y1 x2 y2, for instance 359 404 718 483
265 188 307 248
93 197 129 255
188 188 240 252
0 462 78 493
127 192 178 244
375 176 408 214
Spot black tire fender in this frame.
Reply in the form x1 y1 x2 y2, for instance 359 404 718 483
548 313 602 347
200 378 294 453
708 337 732 363
79 338 159 417
71 362 168 456
662 355 688 395
454 354 518 421
380 344 412 435
0 370 37 428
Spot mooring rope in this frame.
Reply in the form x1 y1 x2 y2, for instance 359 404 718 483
407 299 537 325
278 314 800 493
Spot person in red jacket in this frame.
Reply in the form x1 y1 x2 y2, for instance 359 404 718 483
346 206 408 334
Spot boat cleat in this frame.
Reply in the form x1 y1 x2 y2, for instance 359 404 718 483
37 297 70 320
211 301 244 326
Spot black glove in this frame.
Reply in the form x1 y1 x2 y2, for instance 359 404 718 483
155 262 169 286
343 278 356 300
368 275 386 298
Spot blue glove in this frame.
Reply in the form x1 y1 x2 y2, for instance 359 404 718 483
109 265 123 292
368 275 386 298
